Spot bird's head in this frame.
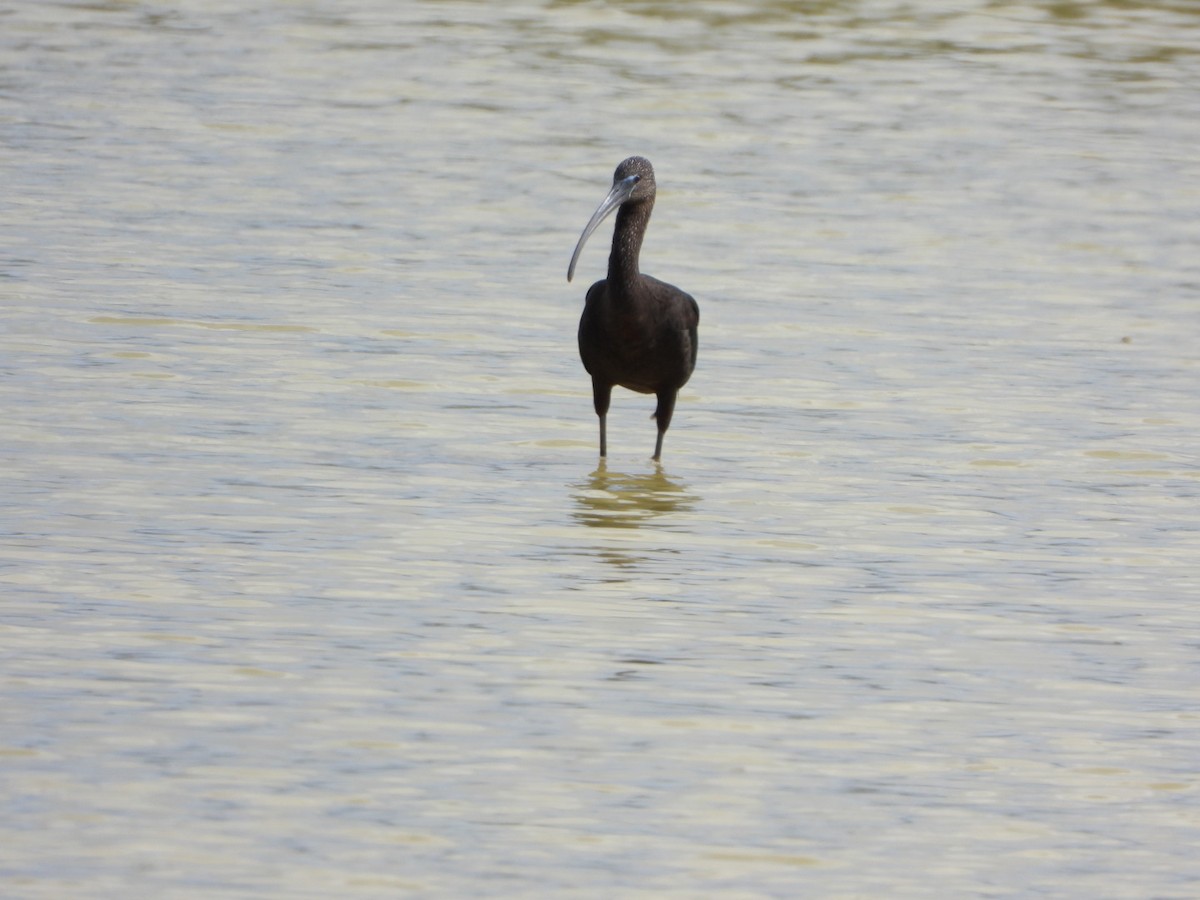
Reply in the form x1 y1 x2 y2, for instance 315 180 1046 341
568 156 657 282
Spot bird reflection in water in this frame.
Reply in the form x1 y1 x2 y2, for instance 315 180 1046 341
572 461 697 530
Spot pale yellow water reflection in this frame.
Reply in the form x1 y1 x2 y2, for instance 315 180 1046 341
573 463 698 530
3 0 1200 897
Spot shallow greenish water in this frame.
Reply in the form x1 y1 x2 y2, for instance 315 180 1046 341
3 1 1198 896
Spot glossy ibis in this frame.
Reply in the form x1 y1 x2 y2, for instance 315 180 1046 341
567 156 699 461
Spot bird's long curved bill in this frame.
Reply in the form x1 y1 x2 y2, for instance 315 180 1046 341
567 174 640 282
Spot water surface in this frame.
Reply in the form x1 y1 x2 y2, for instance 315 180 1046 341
3 1 1199 896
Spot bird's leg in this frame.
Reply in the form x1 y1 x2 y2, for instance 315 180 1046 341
652 389 677 461
592 379 612 458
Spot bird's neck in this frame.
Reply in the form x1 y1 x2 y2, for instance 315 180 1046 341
607 201 652 294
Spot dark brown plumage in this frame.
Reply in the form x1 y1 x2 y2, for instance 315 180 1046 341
567 157 699 460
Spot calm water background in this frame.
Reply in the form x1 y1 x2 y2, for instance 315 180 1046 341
3 0 1199 896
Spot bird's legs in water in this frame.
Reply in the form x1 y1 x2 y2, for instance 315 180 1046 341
592 380 612 458
652 389 677 461
591 381 679 460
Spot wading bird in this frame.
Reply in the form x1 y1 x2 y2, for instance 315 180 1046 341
568 156 699 461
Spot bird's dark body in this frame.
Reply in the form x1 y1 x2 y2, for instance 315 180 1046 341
579 274 697 398
568 157 699 460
